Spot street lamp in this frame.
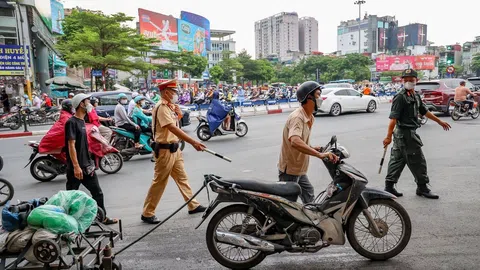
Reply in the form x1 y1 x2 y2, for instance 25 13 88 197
7 1 32 99
354 0 366 54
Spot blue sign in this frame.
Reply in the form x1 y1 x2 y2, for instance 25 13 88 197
92 70 102 77
202 71 209 80
51 0 64 34
0 45 30 76
180 11 211 51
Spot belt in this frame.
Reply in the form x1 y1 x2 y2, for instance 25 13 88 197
152 142 179 157
156 143 178 149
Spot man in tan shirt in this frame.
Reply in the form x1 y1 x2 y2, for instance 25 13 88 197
278 81 338 204
141 79 207 224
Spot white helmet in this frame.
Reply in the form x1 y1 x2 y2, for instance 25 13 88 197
72 93 91 110
132 92 139 98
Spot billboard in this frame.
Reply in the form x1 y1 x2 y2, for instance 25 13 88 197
177 20 206 57
138 8 178 52
378 28 387 51
0 45 31 76
35 0 52 31
180 11 211 51
376 55 436 71
50 0 64 34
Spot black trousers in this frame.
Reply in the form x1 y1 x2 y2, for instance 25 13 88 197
66 169 106 216
118 123 141 143
462 100 474 110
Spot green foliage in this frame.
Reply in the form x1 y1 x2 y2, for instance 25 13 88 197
153 50 208 77
380 71 402 77
218 58 243 83
453 64 464 77
57 10 157 89
209 65 224 84
471 54 480 73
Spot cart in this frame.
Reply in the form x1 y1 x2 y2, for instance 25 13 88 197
0 218 123 270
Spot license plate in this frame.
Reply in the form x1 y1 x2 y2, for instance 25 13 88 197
449 106 454 111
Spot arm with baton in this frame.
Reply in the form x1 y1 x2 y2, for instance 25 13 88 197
378 147 388 174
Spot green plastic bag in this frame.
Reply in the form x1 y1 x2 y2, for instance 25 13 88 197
45 190 98 233
27 205 79 234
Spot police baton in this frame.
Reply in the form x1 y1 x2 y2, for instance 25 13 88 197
378 147 388 174
204 149 232 163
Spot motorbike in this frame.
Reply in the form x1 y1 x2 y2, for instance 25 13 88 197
0 106 22 130
25 126 123 182
450 95 479 121
111 127 185 161
197 136 411 269
196 105 248 141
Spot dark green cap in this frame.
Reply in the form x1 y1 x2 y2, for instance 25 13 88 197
401 69 418 78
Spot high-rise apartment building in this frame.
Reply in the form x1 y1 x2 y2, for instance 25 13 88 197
299 17 318 55
255 12 299 61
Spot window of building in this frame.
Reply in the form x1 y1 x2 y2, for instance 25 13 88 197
0 9 14 17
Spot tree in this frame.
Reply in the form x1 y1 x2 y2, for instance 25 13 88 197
471 54 480 75
209 65 224 84
380 71 402 77
151 50 208 78
218 58 243 83
453 65 464 77
57 10 156 90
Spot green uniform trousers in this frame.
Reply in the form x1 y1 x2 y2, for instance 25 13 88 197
385 129 430 185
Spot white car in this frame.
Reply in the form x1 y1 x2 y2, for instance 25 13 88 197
317 88 378 116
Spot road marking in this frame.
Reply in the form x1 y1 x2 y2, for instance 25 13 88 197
242 170 253 173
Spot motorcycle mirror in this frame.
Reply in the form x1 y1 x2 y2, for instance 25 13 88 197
330 135 337 146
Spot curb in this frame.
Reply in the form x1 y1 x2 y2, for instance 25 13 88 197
0 130 48 139
267 109 283 114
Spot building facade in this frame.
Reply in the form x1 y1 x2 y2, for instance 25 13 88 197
298 16 318 55
208 29 236 68
337 15 398 55
255 12 299 61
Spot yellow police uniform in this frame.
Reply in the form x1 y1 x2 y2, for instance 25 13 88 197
142 82 200 217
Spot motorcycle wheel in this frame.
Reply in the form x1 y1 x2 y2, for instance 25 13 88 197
113 138 134 161
235 122 248 137
30 156 58 182
206 204 267 270
0 156 3 172
197 125 212 141
99 153 123 174
471 107 480 119
8 115 21 130
0 178 14 206
347 199 411 261
451 107 461 121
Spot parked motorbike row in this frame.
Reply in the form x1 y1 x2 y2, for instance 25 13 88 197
0 105 60 130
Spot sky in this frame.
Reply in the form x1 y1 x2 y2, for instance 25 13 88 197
63 0 477 57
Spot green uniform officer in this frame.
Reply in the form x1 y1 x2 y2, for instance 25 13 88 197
383 69 451 199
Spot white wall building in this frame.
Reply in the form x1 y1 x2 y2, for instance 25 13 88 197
255 12 299 61
299 17 318 55
208 29 236 68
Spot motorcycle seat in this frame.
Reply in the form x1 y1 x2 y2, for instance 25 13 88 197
221 179 301 198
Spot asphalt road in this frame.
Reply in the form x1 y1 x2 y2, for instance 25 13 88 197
1 104 480 269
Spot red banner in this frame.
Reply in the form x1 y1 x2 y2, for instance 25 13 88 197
376 55 436 71
138 9 178 52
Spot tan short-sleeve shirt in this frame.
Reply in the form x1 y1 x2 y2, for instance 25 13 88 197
278 107 314 175
152 102 179 144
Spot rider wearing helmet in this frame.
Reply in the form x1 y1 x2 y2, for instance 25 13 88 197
151 89 160 103
86 97 113 142
23 94 32 107
61 99 73 113
277 81 338 204
114 93 142 148
68 92 75 98
132 95 152 134
42 93 53 109
128 92 140 115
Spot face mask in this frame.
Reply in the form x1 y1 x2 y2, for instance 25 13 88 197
171 94 179 104
86 103 93 113
404 82 416 90
120 99 128 105
140 101 145 107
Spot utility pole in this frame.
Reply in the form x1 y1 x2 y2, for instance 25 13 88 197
354 1 366 54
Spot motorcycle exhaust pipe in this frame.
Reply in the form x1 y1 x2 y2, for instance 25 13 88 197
37 164 58 175
215 231 285 253
121 147 138 155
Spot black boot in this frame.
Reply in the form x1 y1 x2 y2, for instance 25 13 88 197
385 182 403 197
416 184 439 199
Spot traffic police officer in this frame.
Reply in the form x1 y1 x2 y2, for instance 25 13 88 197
383 69 451 199
141 79 207 224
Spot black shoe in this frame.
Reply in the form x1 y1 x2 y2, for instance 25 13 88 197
416 185 439 199
188 205 207 215
385 182 403 197
141 215 161 224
